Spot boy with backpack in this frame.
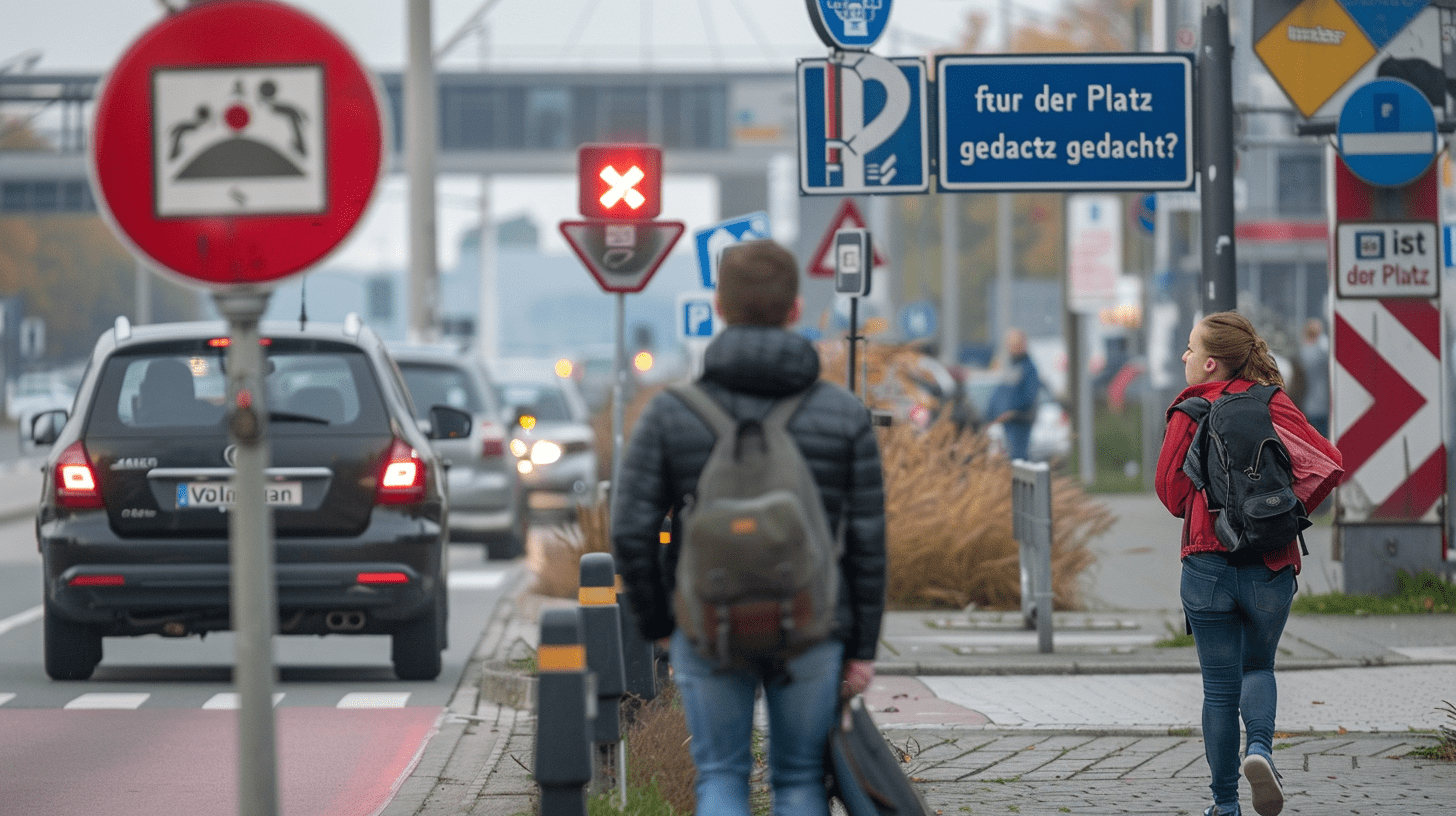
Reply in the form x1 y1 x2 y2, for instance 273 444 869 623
611 239 887 815
1157 312 1342 816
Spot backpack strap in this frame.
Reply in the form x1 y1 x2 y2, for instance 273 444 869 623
668 382 818 437
1246 383 1280 404
667 383 739 439
1171 395 1211 424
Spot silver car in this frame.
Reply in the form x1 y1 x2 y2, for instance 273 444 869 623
391 346 528 560
492 358 599 521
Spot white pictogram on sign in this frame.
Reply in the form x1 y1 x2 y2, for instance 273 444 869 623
826 1 883 37
153 66 325 217
599 165 646 211
825 52 910 189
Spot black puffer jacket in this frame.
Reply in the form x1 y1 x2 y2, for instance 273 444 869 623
610 325 887 662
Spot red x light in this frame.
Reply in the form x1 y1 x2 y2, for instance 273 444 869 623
577 143 662 220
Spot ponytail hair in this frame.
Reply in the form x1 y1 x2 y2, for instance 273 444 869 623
1199 311 1285 387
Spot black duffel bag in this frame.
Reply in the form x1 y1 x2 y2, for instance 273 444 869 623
825 695 934 816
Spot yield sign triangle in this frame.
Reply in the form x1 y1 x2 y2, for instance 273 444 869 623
559 220 685 293
809 199 887 278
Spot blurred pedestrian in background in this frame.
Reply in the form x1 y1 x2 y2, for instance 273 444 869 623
1298 318 1330 439
987 328 1040 461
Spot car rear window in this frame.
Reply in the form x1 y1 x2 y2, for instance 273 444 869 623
86 338 390 436
499 382 573 422
398 362 487 419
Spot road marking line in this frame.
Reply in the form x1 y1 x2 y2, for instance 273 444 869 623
447 570 505 590
202 692 285 709
64 692 150 709
337 692 411 708
0 693 15 706
0 605 43 637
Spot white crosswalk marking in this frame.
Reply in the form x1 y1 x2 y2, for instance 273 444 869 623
64 693 150 709
0 693 15 706
336 692 411 709
0 605 43 637
202 693 285 709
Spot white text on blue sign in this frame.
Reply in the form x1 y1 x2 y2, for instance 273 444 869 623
937 55 1194 192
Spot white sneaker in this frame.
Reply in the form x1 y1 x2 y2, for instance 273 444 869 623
1242 751 1284 816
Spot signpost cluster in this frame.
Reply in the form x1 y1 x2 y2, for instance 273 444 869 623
88 3 385 815
558 144 685 491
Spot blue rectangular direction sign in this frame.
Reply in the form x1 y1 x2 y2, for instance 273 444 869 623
937 54 1194 192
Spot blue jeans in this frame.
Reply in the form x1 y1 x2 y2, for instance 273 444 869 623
670 630 844 816
1181 553 1296 811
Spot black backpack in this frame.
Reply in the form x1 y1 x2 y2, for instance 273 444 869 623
668 383 840 673
1173 384 1310 554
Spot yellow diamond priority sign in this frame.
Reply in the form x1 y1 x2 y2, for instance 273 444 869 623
1255 0 1377 118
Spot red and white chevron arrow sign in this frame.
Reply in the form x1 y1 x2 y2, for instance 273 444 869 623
1332 298 1445 522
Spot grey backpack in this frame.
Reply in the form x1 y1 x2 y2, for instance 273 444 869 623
668 382 840 673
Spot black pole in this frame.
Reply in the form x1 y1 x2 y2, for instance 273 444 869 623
846 297 859 395
1199 0 1237 314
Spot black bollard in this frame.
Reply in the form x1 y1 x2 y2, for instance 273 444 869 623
579 552 627 745
579 552 627 801
534 607 593 816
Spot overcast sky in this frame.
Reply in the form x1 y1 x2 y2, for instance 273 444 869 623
1 0 1062 270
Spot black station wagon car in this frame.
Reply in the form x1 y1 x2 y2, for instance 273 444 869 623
24 315 469 681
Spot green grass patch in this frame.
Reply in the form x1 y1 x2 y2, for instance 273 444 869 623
588 778 684 815
1292 570 1456 615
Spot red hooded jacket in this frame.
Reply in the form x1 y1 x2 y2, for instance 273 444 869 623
1156 379 1344 572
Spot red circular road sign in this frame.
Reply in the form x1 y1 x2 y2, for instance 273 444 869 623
89 0 385 287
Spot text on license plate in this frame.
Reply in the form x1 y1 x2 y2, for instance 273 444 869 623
176 481 303 508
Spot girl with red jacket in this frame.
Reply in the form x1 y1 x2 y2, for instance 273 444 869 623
1157 312 1343 816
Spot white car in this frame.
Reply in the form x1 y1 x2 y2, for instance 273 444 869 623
493 358 600 520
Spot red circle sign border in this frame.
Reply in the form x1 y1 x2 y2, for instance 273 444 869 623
89 0 385 288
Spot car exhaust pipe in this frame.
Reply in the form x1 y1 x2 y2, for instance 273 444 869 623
325 610 367 631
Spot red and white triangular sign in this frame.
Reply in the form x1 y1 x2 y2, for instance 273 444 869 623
808 199 887 278
559 220 685 293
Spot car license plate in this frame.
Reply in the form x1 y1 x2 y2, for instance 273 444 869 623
176 481 303 509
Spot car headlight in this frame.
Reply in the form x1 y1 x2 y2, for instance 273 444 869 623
530 440 563 465
509 438 528 458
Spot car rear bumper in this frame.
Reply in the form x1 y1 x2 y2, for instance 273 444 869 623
40 515 444 636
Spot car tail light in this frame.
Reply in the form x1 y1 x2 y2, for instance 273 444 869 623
376 439 427 505
357 571 410 584
69 574 125 587
55 441 103 509
480 420 506 458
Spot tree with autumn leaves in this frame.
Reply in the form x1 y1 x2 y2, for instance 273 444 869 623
892 0 1154 353
1 120 200 365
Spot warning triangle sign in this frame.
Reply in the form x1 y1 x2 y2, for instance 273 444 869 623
809 199 887 278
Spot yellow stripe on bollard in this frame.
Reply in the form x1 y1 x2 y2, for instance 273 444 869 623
659 530 671 545
537 643 586 672
578 585 616 605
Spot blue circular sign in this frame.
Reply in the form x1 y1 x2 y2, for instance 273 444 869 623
806 0 893 51
1337 78 1437 188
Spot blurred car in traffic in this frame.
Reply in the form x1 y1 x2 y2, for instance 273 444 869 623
961 370 1072 463
492 358 599 520
8 365 84 435
23 316 466 681
390 345 528 560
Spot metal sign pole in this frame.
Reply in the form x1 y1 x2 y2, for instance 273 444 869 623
213 287 280 816
611 292 626 493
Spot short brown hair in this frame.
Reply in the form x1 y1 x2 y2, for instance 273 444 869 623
716 240 799 327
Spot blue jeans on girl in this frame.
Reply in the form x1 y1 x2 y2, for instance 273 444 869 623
1181 553 1296 814
670 630 845 816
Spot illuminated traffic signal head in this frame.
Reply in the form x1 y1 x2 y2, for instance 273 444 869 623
577 143 662 220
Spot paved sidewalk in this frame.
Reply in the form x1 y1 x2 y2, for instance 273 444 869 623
386 490 1456 816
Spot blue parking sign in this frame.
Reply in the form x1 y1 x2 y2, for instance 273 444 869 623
798 53 929 195
678 293 716 339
